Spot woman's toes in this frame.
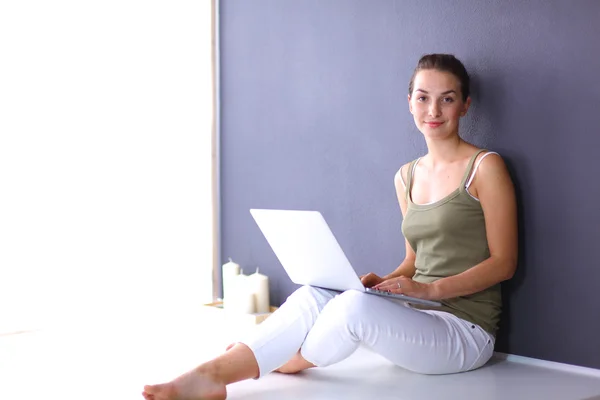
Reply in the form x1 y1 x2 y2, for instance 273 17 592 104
142 391 154 400
143 383 172 397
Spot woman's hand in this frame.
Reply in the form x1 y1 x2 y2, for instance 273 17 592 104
360 273 384 288
374 276 437 300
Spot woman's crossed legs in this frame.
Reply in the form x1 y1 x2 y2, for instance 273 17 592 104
143 286 493 399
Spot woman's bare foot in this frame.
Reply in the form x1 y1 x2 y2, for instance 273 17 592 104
142 367 226 400
143 343 259 400
274 351 315 374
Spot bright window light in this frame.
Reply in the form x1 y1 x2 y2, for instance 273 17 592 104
0 1 214 332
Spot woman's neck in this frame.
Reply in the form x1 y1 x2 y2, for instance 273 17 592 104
423 134 466 167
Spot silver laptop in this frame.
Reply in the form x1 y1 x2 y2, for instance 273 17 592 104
250 209 441 307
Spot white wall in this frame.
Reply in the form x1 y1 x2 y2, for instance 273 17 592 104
0 1 213 332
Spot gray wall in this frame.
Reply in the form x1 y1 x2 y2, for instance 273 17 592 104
219 0 600 369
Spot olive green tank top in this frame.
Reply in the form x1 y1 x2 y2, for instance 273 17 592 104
402 150 502 335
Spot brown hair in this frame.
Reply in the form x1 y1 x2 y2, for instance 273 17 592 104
408 54 470 101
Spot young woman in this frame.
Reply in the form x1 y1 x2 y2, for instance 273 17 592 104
142 54 518 400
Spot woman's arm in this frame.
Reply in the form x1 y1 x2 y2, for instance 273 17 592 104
361 165 416 287
388 164 417 280
430 153 518 299
383 259 416 280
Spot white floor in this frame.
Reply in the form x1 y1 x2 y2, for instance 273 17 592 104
2 317 600 400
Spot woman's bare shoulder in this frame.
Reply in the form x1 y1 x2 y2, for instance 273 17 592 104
475 151 506 175
469 151 511 197
395 161 414 189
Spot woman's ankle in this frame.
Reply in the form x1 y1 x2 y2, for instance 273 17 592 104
199 344 260 384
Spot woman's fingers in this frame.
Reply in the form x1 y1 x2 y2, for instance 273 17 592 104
376 278 432 299
374 278 400 292
374 277 411 293
361 273 383 288
360 275 369 285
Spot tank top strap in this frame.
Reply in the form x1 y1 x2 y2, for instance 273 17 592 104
459 149 488 189
405 158 419 201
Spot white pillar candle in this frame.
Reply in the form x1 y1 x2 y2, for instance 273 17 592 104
228 273 256 314
248 267 270 314
222 258 240 309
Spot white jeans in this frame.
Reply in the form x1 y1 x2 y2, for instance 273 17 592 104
240 286 495 377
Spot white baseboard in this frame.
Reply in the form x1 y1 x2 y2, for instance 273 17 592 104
493 352 600 378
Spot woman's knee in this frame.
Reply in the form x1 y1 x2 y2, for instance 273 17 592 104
324 290 371 319
337 289 370 305
287 285 321 300
285 285 335 308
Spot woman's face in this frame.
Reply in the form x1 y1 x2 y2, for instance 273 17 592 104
408 69 471 139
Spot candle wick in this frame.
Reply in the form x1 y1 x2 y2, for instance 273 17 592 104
228 257 232 262
256 267 259 274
